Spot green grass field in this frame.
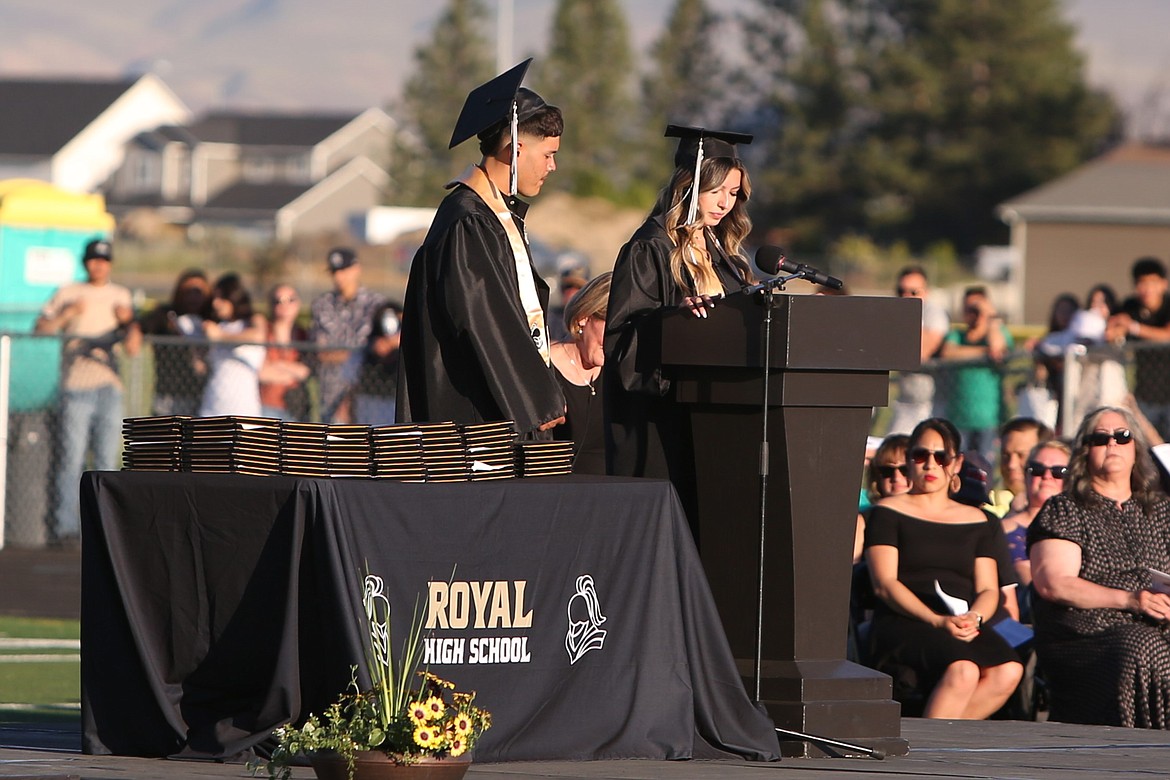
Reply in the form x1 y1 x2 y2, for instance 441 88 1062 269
0 616 80 721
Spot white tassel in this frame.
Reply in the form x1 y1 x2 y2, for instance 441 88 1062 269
686 140 704 226
509 101 519 196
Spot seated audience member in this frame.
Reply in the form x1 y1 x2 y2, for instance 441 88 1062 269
995 417 1055 516
259 284 310 421
865 418 1023 719
1002 440 1071 623
1029 405 1170 728
854 434 912 563
941 286 1013 465
550 273 611 475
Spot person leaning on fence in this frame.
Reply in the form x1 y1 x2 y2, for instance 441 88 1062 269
940 286 1014 466
198 273 266 418
138 268 209 416
34 239 141 547
1106 257 1170 442
259 283 310 421
887 265 950 436
311 247 386 424
354 301 403 426
1029 405 1170 728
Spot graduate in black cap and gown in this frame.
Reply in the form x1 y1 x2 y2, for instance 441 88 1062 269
604 126 757 529
398 59 567 437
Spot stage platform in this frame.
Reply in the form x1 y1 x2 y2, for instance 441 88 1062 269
2 717 1170 779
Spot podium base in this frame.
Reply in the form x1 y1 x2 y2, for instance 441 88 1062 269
739 658 911 758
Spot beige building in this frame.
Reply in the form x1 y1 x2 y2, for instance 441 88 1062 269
997 144 1170 325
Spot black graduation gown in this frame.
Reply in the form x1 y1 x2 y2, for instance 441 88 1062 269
603 216 749 527
397 184 565 436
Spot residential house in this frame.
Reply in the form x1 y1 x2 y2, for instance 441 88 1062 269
997 144 1170 324
0 74 192 193
105 108 395 241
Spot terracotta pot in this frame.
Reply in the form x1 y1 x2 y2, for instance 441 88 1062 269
309 750 471 780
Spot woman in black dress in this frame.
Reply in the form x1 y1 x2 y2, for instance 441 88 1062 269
550 273 611 474
1029 406 1170 727
603 126 756 520
865 417 1022 719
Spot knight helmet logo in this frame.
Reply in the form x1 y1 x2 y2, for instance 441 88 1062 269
565 574 607 665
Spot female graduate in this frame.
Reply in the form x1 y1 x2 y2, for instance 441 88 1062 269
603 125 757 525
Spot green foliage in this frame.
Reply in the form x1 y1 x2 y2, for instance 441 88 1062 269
742 0 1120 253
537 0 637 198
258 575 490 780
638 0 728 187
392 0 495 204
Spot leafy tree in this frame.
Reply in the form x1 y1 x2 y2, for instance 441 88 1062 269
741 0 1119 254
392 0 495 205
639 0 729 190
536 0 637 200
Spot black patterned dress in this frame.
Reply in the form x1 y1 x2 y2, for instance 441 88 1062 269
1028 491 1170 728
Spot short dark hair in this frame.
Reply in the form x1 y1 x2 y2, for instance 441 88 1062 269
999 416 1054 443
1131 256 1167 282
897 265 928 283
478 105 564 157
963 285 989 301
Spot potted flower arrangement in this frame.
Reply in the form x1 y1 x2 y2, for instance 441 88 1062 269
259 573 491 780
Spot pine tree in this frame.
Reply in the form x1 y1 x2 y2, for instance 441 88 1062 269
392 0 495 205
639 0 728 191
536 0 637 200
741 0 1119 253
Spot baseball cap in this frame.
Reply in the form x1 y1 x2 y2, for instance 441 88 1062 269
83 239 113 262
326 247 358 272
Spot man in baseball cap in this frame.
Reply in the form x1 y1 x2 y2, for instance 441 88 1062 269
310 247 385 423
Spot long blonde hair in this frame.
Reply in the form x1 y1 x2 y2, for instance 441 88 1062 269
655 156 755 296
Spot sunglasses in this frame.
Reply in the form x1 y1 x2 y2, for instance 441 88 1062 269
875 464 910 480
272 296 299 305
896 287 922 297
1082 428 1134 447
908 447 954 467
1026 462 1068 480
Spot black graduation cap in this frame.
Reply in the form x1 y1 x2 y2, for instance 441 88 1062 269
665 125 753 169
448 58 547 149
664 125 753 224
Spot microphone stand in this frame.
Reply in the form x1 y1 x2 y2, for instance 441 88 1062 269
745 271 886 761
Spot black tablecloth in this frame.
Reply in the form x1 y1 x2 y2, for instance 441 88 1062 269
79 472 780 762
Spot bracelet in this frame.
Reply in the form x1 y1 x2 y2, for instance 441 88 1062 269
1130 320 1141 337
971 611 983 629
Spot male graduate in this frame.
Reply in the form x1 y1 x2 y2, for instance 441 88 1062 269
398 59 566 437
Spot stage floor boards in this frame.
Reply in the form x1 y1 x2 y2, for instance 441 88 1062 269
3 718 1170 779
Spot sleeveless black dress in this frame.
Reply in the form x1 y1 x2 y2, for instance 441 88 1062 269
864 506 1020 692
553 369 606 475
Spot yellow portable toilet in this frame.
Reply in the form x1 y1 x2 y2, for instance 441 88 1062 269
0 179 115 411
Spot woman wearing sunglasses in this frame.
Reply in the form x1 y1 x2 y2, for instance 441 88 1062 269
1002 441 1072 599
854 434 912 563
1028 406 1170 728
864 417 1023 719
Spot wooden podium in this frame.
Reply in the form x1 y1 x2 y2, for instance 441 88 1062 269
660 291 920 757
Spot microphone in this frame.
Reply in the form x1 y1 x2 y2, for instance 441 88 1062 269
754 245 844 291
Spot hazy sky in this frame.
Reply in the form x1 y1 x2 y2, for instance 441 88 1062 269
1 0 1167 131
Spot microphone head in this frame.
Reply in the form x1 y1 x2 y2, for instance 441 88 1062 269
754 245 787 275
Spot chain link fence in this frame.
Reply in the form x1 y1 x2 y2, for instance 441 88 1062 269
3 332 1170 549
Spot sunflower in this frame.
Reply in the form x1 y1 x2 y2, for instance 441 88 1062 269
407 701 428 726
413 724 440 749
451 712 473 736
424 696 446 721
449 736 467 757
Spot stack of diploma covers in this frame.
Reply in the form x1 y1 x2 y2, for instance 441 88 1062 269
462 421 517 481
325 424 373 478
279 422 331 477
182 416 280 476
370 424 427 481
515 440 574 477
122 415 188 472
